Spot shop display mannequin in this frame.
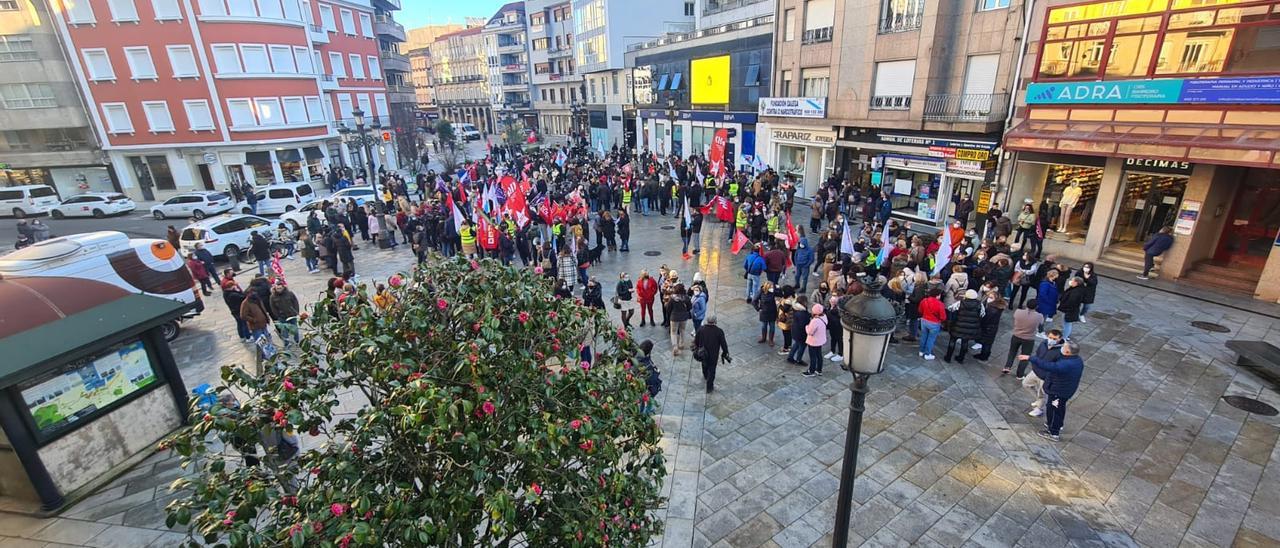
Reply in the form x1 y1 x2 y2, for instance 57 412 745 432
1058 180 1083 232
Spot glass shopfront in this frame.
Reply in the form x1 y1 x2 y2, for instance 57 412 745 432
1110 170 1189 245
1042 164 1104 239
1214 167 1280 270
880 156 948 224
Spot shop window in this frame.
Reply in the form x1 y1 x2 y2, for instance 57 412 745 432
1106 33 1160 77
1224 26 1280 73
882 168 941 222
1155 30 1233 74
1036 164 1103 240
778 145 808 183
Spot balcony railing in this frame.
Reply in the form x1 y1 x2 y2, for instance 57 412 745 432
627 14 774 52
703 0 771 16
547 47 573 58
922 93 1008 122
801 26 833 44
880 11 924 33
870 95 912 110
373 18 405 42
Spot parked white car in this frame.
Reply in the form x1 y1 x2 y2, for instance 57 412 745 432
330 186 377 206
178 214 273 259
279 201 327 230
49 192 136 218
150 191 235 220
240 182 317 216
456 123 482 141
0 185 60 218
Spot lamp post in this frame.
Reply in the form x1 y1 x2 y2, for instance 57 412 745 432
349 108 381 210
833 274 898 548
664 98 677 157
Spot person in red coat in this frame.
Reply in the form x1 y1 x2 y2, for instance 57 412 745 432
636 270 659 327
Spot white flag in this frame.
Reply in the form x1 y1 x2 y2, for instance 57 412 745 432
840 219 855 256
932 226 952 276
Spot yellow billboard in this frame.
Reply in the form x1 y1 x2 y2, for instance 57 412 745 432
690 55 730 105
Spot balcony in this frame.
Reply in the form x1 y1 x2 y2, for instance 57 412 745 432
704 0 771 16
371 0 399 10
309 24 329 43
386 84 416 104
801 26 833 44
547 47 573 59
374 17 405 42
380 51 410 73
870 95 912 110
319 73 337 90
880 11 923 34
501 63 527 73
922 93 1008 123
497 42 525 54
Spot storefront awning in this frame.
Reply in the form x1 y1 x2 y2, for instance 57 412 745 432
1004 120 1280 169
245 151 272 165
276 149 302 163
303 146 325 160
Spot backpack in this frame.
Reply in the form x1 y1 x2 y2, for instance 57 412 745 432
642 357 661 396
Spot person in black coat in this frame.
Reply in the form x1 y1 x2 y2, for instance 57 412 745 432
333 230 356 279
584 277 606 309
1057 276 1087 340
692 316 731 393
616 209 631 252
250 231 271 276
944 290 985 364
223 286 250 341
973 292 1006 361
754 282 779 346
1076 262 1098 319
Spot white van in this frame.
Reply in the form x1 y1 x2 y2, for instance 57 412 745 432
456 123 482 141
0 185 60 218
242 182 316 215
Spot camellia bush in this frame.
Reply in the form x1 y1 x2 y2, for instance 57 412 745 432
163 257 666 547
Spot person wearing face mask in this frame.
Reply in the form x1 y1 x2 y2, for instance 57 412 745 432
1020 338 1083 441
1057 276 1087 340
690 284 708 332
1023 329 1063 417
944 289 985 364
615 272 636 329
809 282 832 311
1075 262 1098 322
1011 252 1039 307
972 289 1006 362
1006 299 1044 377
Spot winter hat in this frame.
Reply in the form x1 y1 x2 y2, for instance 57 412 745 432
693 272 705 283
811 304 824 315
964 289 979 300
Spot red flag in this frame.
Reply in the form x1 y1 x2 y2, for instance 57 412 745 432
716 196 734 222
731 229 749 255
708 128 729 178
538 196 553 224
476 212 499 250
698 197 714 216
499 175 517 197
785 213 799 250
505 189 529 227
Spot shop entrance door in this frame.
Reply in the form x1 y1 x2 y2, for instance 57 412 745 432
1213 169 1280 271
1109 172 1188 245
198 164 215 191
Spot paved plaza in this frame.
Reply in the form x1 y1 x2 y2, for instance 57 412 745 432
3 208 1280 548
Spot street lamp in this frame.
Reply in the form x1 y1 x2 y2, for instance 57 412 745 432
833 274 898 548
350 108 381 211
664 99 677 156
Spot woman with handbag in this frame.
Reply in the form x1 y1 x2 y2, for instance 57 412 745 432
615 272 636 329
667 284 691 357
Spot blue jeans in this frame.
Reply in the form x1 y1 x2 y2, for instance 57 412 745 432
692 232 700 252
760 320 775 339
257 259 269 275
919 320 942 355
746 273 761 300
1063 321 1075 340
682 235 690 254
795 269 809 292
908 316 920 339
305 257 318 271
234 317 250 340
788 338 806 363
808 345 823 373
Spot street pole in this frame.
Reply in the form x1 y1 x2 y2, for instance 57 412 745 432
832 373 869 548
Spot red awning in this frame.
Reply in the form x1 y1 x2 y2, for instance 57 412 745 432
1004 120 1280 169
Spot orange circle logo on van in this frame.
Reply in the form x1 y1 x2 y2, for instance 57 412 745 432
151 242 176 261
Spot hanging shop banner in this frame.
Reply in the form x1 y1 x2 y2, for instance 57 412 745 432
976 189 994 214
708 128 729 177
1027 76 1280 105
1175 200 1202 236
758 97 827 118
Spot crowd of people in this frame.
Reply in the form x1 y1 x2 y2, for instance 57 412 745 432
188 139 1091 440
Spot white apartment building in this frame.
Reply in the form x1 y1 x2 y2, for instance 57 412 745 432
482 2 535 133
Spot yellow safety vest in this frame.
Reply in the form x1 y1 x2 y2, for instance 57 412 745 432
552 223 563 236
671 185 678 199
622 189 632 204
705 176 716 189
460 226 476 245
736 210 748 229
729 182 740 196
766 216 779 234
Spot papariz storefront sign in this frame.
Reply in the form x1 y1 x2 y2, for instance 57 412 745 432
1026 76 1280 105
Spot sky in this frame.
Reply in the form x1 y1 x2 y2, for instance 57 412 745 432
397 0 512 30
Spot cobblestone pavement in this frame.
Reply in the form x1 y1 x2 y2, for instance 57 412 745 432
4 206 1280 548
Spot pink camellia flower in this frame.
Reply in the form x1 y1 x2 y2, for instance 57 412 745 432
282 378 295 391
580 361 591 371
530 482 543 496
312 521 324 534
436 298 448 310
617 328 627 340
622 361 632 370
518 311 530 324
470 260 480 270
570 419 582 430
338 533 354 548
579 439 594 452
534 266 544 274
388 274 404 288
330 503 346 517
222 510 236 525
289 523 303 537
548 311 558 319
272 409 287 426
481 400 496 416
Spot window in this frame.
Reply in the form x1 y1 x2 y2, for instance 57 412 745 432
0 0 15 9
269 45 295 72
83 49 115 80
374 95 388 122
784 9 795 41
780 69 792 97
328 51 345 77
258 0 283 19
1105 33 1160 77
304 95 324 121
670 72 683 90
358 12 373 37
319 4 336 31
166 45 198 77
67 0 97 23
124 47 157 79
683 1 694 16
880 0 924 33
0 84 55 109
368 56 381 79
227 98 255 127
0 35 36 61
804 0 835 34
108 0 139 22
979 0 1009 10
293 46 312 73
336 93 353 119
532 38 548 50
151 0 181 20
227 0 254 16
254 97 283 125
283 0 301 20
339 8 355 35
801 67 829 97
183 99 214 130
196 0 225 15
356 93 372 119
240 44 270 73
348 53 364 78
142 101 175 132
282 96 307 124
871 60 914 109
211 44 241 74
1156 30 1232 74
530 12 543 26
102 103 133 133
962 54 999 99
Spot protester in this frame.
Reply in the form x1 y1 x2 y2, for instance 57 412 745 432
944 289 984 364
802 303 828 377
754 281 778 346
692 316 730 393
616 272 636 329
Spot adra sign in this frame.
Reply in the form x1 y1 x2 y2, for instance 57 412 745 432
1027 76 1280 105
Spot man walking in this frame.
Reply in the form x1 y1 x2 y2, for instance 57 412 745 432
692 316 731 393
743 245 766 302
1137 226 1173 280
1020 340 1083 442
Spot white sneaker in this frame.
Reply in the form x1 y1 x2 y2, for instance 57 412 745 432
831 355 844 362
918 352 925 358
1136 275 1150 280
824 352 835 359
971 343 983 351
923 354 936 361
1035 332 1047 339
1079 317 1087 324
1028 408 1045 417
